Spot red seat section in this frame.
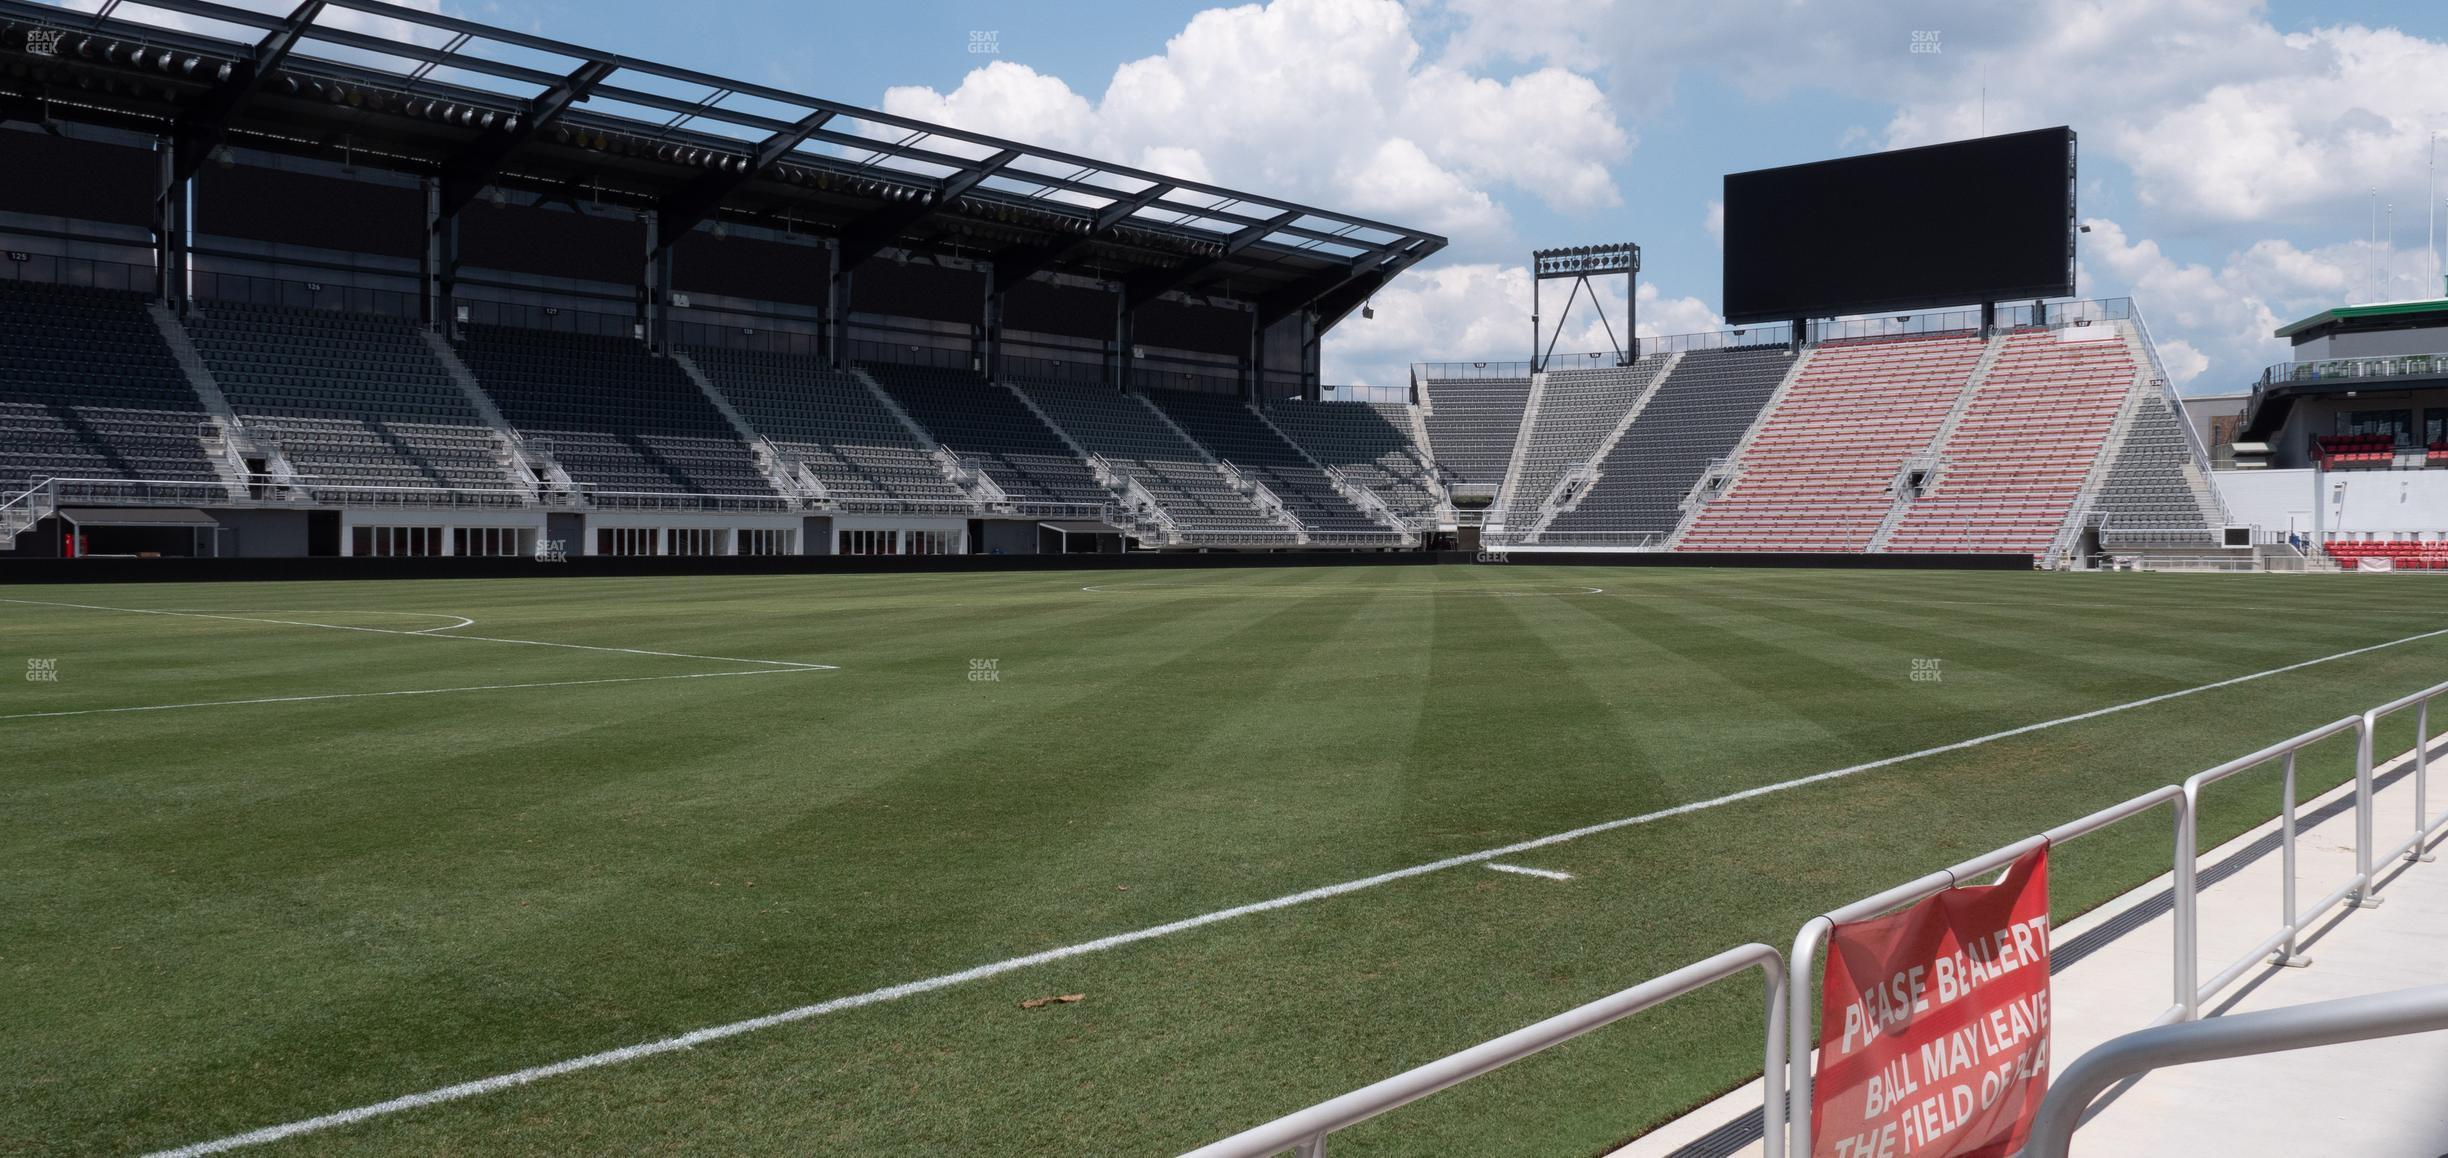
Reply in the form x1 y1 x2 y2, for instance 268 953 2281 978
2324 541 2448 570
2313 434 2399 470
1675 333 1985 552
1881 329 2135 556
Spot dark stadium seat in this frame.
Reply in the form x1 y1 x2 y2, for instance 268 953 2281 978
1013 379 1292 539
1418 375 1528 495
186 301 519 501
686 347 968 510
1145 390 1398 541
1262 399 1442 519
454 325 781 500
1487 354 1672 538
1543 345 1792 542
0 280 221 494
859 364 1108 506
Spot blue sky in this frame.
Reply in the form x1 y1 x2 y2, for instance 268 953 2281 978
73 0 2448 391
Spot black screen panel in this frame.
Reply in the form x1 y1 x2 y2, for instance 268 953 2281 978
672 232 826 305
1722 127 2074 324
198 164 423 258
0 130 155 226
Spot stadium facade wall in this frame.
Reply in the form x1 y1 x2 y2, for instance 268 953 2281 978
2215 468 2448 536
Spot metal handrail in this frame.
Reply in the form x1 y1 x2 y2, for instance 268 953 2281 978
2178 717 2365 1017
1179 943 1788 1158
1786 787 2188 1155
2023 982 2448 1157
2360 679 2448 881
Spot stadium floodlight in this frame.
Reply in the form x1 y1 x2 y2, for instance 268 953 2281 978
1530 241 1641 369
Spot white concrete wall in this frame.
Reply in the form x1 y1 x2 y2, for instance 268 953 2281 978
2214 468 2448 537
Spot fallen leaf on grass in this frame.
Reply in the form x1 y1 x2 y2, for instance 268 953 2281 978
1019 993 1087 1010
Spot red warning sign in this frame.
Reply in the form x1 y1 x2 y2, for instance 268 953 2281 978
1811 844 2051 1158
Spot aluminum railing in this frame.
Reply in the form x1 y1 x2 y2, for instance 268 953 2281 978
2024 982 2448 1157
1180 944 1789 1158
1785 787 2184 1155
2177 718 2365 1019
2361 680 2448 880
1187 680 2446 1158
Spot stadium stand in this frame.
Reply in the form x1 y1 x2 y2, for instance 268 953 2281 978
1490 355 1672 539
1419 376 1529 496
454 326 781 501
1147 390 1401 540
0 281 221 494
684 346 967 510
2323 539 2448 570
2088 390 2224 546
1677 333 1987 552
2313 433 2399 470
185 302 519 501
860 364 1109 507
1881 328 2136 555
1542 345 1793 543
1012 379 1291 540
1263 399 1444 520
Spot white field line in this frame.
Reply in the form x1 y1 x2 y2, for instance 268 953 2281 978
0 597 835 670
0 668 811 723
1486 863 1574 881
143 621 2448 1157
1077 584 1605 596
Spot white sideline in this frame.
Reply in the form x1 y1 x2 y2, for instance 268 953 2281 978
0 597 836 670
139 623 2448 1157
0 668 812 722
1487 863 1574 881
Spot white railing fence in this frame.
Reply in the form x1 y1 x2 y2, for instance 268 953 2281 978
2023 982 2448 1157
1179 944 1788 1158
1187 678 2448 1158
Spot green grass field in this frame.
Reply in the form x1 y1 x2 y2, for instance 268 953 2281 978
3 565 2441 1157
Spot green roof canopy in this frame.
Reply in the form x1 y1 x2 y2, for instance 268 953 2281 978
2274 298 2448 341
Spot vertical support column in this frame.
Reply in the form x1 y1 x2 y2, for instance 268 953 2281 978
981 271 1002 380
1530 274 1541 373
825 242 849 369
421 178 441 326
154 140 189 309
1251 307 1268 402
435 195 462 339
1624 265 1639 364
644 215 672 353
1115 288 1135 392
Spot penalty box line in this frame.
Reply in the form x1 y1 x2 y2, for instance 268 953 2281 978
145 623 2448 1157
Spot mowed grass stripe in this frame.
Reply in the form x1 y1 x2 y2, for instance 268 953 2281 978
0 568 2439 1155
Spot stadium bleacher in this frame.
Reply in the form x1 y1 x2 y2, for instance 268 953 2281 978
186 302 517 500
860 364 1110 506
1678 333 1986 552
1492 355 1670 537
2313 433 2399 470
1542 345 1793 542
455 326 780 500
685 346 967 510
1146 390 1398 540
1881 328 2136 555
1013 379 1290 539
1263 399 1443 519
2323 539 2448 570
2089 391 2223 546
0 281 221 494
1419 376 1529 495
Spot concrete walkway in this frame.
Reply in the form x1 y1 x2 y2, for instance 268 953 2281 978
1616 737 2448 1158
